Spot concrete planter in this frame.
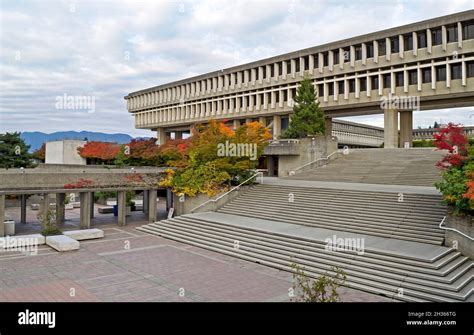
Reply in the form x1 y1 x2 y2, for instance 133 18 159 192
4 220 15 236
444 212 473 259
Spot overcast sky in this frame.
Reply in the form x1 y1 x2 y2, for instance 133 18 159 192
0 0 473 137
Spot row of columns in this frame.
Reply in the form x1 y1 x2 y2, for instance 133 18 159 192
0 190 160 237
384 109 413 148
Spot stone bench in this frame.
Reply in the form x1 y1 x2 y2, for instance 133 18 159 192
63 228 104 241
98 207 114 214
0 234 45 248
46 235 80 252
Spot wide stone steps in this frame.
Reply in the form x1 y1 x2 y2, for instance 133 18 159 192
137 216 473 302
217 184 446 245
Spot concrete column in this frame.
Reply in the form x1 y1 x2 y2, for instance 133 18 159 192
79 192 91 229
273 115 281 140
259 117 266 126
143 190 149 214
384 109 399 149
267 156 275 177
399 111 413 148
20 194 27 224
156 128 166 145
325 117 333 138
56 193 65 225
148 189 157 223
233 119 239 130
0 194 5 237
117 191 126 226
41 193 49 220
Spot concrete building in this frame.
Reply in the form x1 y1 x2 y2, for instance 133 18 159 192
45 140 86 165
413 125 474 140
125 10 474 149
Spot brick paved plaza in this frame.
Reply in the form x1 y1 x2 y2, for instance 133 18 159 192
0 222 390 302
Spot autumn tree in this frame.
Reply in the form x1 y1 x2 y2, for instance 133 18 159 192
77 141 121 164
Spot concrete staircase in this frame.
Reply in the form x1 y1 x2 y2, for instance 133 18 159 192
137 213 473 302
289 148 443 186
217 184 446 245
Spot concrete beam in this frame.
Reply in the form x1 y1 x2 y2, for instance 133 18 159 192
384 109 399 149
117 191 126 226
79 192 91 229
148 189 158 223
399 111 413 148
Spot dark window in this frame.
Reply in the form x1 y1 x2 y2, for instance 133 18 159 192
270 66 274 78
408 70 417 85
318 84 324 96
278 63 283 76
359 77 367 91
348 79 355 93
328 83 334 96
446 25 458 43
391 37 399 53
323 53 329 67
338 81 344 94
287 62 291 74
431 28 442 45
404 34 413 51
451 63 462 80
371 76 379 90
421 67 431 83
355 45 362 60
417 31 427 48
463 21 474 40
366 43 374 58
378 39 386 56
383 73 391 89
395 72 404 87
313 54 318 68
467 61 474 77
333 50 339 65
304 56 310 71
295 60 300 73
436 65 446 81
283 90 288 102
281 117 289 131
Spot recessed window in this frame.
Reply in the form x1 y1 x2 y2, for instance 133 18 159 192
431 28 442 46
348 79 355 93
303 56 310 71
383 74 391 89
421 67 431 83
408 70 417 85
359 77 367 92
404 34 413 51
466 61 474 77
417 31 427 48
338 81 345 94
295 60 300 73
318 84 324 96
391 37 399 53
435 65 446 81
313 54 318 68
451 63 462 80
463 20 474 40
395 72 404 87
328 84 334 96
446 25 458 43
355 45 362 60
323 53 329 67
333 50 339 65
378 39 386 56
371 76 379 90
366 43 374 58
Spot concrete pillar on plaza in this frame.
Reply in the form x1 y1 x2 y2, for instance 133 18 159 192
90 192 94 219
267 157 275 177
0 194 5 237
384 109 399 149
148 189 158 223
142 190 149 214
273 115 281 140
79 192 91 229
156 128 167 145
20 194 27 224
40 193 49 220
399 111 413 148
175 131 183 140
166 188 173 212
56 193 65 225
117 191 126 226
325 117 333 138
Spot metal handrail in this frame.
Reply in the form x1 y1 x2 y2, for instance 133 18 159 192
290 150 340 175
439 216 474 241
190 171 263 213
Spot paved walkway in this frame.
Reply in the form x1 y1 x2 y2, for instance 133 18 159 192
0 222 389 302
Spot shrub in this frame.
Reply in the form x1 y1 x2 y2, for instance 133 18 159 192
38 209 62 236
291 263 347 302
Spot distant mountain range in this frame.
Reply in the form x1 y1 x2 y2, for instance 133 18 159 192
20 131 137 152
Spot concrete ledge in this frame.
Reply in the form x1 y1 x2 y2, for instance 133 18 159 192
64 228 104 241
0 234 45 248
46 235 80 252
98 207 113 214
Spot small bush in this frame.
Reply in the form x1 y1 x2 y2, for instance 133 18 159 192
38 209 62 236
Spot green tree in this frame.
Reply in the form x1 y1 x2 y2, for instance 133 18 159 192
0 132 34 168
282 76 325 139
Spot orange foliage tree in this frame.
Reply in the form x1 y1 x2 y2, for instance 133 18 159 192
78 141 121 163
